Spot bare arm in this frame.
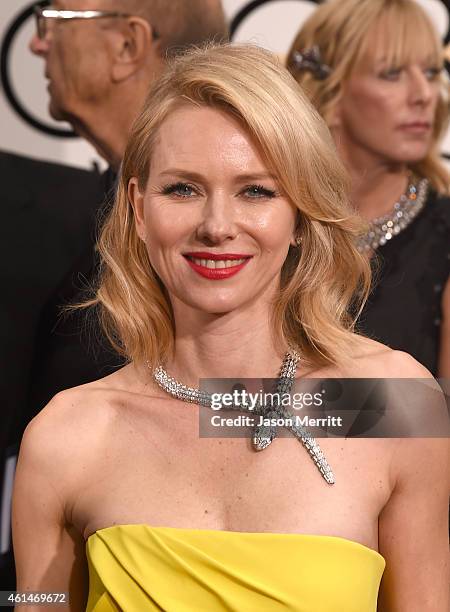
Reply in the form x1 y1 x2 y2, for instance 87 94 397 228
438 277 450 378
12 396 88 612
377 435 449 611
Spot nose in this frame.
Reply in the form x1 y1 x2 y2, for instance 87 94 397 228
408 68 433 107
195 193 239 245
29 32 49 57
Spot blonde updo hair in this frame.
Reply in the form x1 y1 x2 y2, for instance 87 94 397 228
89 43 371 369
287 0 450 194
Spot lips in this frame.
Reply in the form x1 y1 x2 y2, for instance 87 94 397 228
399 121 431 131
183 252 252 280
187 257 247 269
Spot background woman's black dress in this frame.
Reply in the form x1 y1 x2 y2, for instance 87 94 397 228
357 190 450 376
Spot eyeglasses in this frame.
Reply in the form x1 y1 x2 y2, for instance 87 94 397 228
33 6 159 40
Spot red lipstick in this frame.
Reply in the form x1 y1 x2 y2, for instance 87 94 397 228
183 252 252 280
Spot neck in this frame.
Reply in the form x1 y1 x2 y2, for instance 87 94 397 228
70 79 152 170
165 301 289 386
333 131 410 221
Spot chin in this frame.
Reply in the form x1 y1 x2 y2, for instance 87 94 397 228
48 97 72 124
384 146 429 166
174 288 253 316
401 141 432 163
401 151 429 165
191 298 244 316
48 102 64 122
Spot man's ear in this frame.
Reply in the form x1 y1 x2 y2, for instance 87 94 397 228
110 16 155 82
128 177 146 241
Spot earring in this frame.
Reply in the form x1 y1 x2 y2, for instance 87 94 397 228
295 235 302 247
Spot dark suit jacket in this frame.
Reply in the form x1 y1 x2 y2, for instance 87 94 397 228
0 151 122 588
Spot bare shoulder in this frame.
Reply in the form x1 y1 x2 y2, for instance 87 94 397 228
21 363 142 466
303 336 434 379
12 369 145 604
349 341 449 482
344 337 434 378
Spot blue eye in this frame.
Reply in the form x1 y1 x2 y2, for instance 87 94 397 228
243 185 277 199
379 68 402 81
424 67 442 80
161 182 197 198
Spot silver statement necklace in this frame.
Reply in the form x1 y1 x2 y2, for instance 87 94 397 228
357 178 428 252
152 350 335 485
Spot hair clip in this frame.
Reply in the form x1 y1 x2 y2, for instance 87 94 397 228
291 46 331 80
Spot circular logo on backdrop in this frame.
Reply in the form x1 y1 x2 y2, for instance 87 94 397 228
0 0 76 138
1 0 450 138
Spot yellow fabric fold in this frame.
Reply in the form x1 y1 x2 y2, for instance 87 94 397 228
86 525 385 612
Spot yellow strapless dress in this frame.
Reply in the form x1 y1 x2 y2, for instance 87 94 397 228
86 525 385 611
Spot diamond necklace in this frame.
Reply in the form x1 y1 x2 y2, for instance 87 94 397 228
151 350 335 485
357 178 429 252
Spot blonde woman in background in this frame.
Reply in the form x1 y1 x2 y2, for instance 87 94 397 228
13 44 448 611
288 0 450 378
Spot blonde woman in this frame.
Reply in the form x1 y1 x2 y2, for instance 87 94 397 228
13 44 448 611
287 0 450 378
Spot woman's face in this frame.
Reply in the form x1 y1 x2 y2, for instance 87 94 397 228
333 37 442 166
129 105 297 316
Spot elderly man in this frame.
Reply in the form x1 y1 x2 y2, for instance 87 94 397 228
0 0 227 598
30 0 228 169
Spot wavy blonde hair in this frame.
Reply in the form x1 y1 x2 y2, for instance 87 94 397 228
89 44 371 368
287 0 450 194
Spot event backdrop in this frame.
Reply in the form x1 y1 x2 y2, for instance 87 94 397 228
1 0 450 170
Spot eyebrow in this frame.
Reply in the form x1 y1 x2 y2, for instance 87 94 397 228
157 169 278 182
